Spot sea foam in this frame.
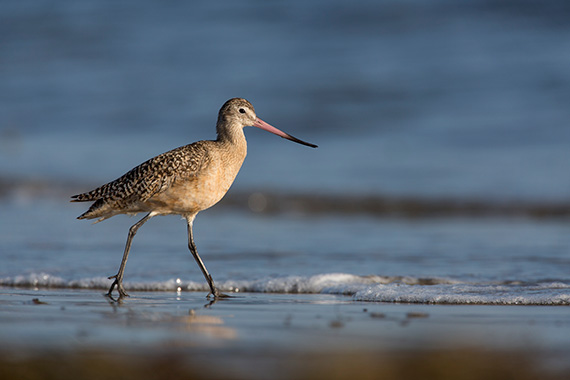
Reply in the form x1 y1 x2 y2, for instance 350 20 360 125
1 272 568 305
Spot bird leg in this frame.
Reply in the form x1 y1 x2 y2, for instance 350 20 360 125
107 212 154 299
186 217 228 298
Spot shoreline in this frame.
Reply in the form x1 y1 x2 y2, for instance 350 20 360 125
1 288 569 379
1 277 568 306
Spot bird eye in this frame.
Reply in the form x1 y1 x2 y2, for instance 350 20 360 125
239 108 246 114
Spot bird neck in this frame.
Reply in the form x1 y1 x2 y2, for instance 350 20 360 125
216 121 247 152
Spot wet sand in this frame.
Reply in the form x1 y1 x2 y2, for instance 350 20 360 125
1 288 568 379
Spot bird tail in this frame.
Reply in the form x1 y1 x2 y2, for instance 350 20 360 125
71 191 113 222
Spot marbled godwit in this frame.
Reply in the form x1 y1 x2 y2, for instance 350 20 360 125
72 98 317 299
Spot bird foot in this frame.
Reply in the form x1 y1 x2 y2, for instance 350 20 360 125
207 288 231 299
107 274 129 298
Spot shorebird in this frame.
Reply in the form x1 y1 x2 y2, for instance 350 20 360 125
72 98 317 299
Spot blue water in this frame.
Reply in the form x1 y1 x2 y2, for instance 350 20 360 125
0 0 569 305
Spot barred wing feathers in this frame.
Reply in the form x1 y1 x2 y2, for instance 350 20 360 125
71 142 210 220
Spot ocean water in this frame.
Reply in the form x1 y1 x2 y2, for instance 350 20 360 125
1 199 568 305
0 0 569 305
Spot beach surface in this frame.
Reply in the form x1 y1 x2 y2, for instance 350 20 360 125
1 287 569 380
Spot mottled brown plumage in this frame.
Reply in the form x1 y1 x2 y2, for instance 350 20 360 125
72 143 210 221
72 98 317 299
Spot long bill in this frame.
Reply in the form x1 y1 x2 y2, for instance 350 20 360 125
253 118 318 148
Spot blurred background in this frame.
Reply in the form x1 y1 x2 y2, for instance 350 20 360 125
0 0 569 296
1 0 569 203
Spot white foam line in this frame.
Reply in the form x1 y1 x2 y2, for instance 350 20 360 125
1 272 568 305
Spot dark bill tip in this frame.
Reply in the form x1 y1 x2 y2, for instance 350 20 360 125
284 134 318 148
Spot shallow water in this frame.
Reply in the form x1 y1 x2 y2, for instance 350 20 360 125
1 199 568 305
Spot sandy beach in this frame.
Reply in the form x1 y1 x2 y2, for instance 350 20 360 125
1 287 568 379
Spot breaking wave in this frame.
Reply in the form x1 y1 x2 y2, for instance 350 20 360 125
2 272 568 306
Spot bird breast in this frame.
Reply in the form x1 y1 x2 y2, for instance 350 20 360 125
144 140 247 216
